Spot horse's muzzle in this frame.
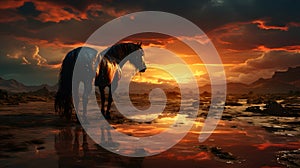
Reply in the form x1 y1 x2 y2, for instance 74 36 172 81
139 68 146 72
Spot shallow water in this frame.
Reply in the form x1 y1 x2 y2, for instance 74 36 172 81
0 101 300 167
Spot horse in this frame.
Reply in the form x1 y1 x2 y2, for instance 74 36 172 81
55 42 146 120
95 42 146 119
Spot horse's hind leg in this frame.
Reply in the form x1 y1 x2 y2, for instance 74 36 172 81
64 96 72 120
73 81 80 122
106 85 112 119
100 87 106 117
83 81 92 113
82 80 92 122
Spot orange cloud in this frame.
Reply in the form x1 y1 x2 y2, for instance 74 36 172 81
252 20 288 31
0 0 26 23
33 1 131 23
0 1 131 23
0 0 25 9
254 45 300 52
34 1 88 23
208 21 251 45
6 44 48 66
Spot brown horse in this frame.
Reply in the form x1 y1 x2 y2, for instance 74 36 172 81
55 43 146 120
95 42 146 119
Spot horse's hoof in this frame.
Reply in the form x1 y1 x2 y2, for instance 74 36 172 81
105 114 112 120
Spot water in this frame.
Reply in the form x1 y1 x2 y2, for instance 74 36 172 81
0 101 300 167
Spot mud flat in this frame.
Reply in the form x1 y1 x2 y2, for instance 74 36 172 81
0 97 300 167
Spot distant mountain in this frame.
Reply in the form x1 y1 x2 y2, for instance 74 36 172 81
199 66 300 94
199 82 250 94
272 67 300 83
248 66 300 94
0 77 57 93
27 84 58 93
1 66 299 94
249 78 298 94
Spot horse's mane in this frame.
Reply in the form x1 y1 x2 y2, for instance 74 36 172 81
103 43 142 62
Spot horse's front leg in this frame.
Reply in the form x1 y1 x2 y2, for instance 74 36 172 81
99 87 106 117
106 85 112 119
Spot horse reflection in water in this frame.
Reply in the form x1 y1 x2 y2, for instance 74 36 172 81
55 42 146 120
55 125 144 167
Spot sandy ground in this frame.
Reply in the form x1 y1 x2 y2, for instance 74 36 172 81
0 100 300 168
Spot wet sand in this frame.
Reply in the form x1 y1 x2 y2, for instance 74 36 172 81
0 101 300 168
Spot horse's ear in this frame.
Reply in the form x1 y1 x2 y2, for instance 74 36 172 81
138 42 142 47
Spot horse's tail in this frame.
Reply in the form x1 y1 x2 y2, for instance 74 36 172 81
55 49 78 120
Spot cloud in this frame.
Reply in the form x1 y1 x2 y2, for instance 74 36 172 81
229 50 300 83
0 0 25 9
1 0 300 86
254 45 300 52
0 0 136 23
252 19 288 31
209 19 300 52
6 44 47 66
233 51 300 71
0 53 58 86
34 1 88 23
0 9 26 23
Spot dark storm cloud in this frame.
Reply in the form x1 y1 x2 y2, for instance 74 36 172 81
17 2 41 17
0 0 135 45
103 0 300 31
2 0 300 47
210 21 300 51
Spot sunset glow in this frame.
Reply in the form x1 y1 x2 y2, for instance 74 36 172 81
0 1 300 86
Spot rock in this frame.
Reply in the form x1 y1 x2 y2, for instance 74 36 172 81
195 145 209 151
0 89 8 100
264 101 287 116
245 106 262 113
247 97 263 104
221 115 233 121
225 101 243 106
210 147 236 160
277 149 300 168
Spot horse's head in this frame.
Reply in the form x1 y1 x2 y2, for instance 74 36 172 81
128 42 146 73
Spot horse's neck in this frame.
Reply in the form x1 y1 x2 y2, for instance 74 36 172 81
103 44 136 67
110 51 131 68
118 56 128 68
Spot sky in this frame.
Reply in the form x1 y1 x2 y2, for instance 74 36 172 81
0 0 300 86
